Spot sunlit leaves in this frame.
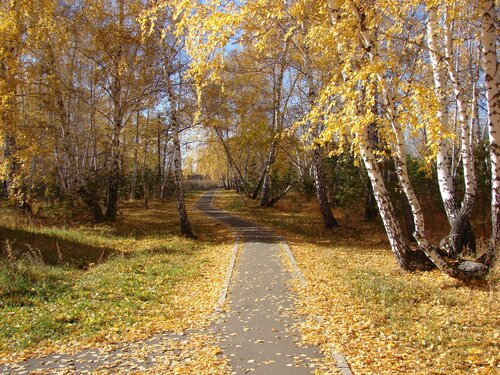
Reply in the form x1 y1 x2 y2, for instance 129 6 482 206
294 242 499 374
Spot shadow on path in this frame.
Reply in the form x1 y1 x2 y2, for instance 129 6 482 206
195 192 281 244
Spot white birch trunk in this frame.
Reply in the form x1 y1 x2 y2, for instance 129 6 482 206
348 4 487 279
443 13 476 202
359 130 432 271
480 0 500 250
327 0 432 262
163 50 193 237
130 111 140 200
357 13 429 249
301 18 338 229
105 0 125 220
260 38 289 206
427 7 458 222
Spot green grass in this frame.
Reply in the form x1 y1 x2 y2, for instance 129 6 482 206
0 194 232 358
0 243 198 353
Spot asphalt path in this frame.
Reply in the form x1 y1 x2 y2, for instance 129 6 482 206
198 191 322 374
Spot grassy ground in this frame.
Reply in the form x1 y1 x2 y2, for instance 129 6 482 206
214 190 499 375
0 193 233 365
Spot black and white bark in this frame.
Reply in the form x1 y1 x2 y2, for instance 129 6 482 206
356 7 430 250
170 104 193 237
105 0 125 220
359 130 434 271
443 9 477 257
259 38 290 206
301 17 338 228
344 3 490 280
163 51 193 238
427 6 476 257
130 111 140 200
480 0 500 261
260 139 280 207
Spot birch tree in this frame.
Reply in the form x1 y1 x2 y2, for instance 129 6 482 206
80 0 161 220
297 7 338 228
0 0 24 200
144 6 195 237
480 0 499 259
426 3 477 257
312 0 494 280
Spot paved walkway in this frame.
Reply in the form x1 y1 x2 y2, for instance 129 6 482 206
197 191 321 374
0 191 322 374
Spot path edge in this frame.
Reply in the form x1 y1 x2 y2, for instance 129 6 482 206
214 238 239 314
280 240 353 375
204 191 239 316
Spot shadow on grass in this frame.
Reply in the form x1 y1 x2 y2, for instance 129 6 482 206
0 226 114 268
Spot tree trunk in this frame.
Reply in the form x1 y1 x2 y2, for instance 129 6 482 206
301 17 338 228
268 182 294 207
214 127 248 195
105 0 124 220
82 77 104 221
160 126 171 200
352 4 489 280
251 170 265 199
440 199 476 258
1 0 19 200
359 130 434 271
157 118 163 194
427 6 476 256
142 136 149 210
312 145 338 228
172 114 193 237
259 37 289 207
3 134 17 199
46 42 79 194
260 139 279 206
328 1 430 270
106 118 122 220
78 186 103 222
221 173 228 190
480 0 500 258
358 11 430 251
130 111 139 200
105 70 123 219
443 10 477 257
164 63 193 238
